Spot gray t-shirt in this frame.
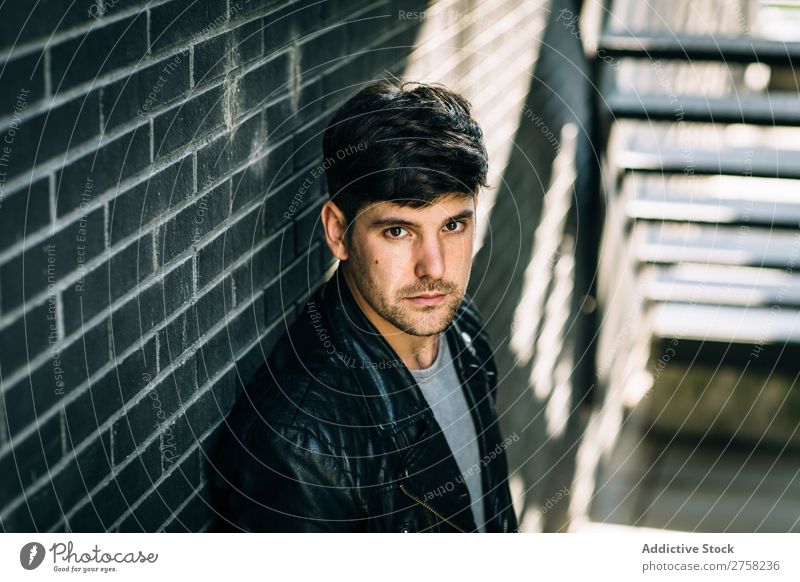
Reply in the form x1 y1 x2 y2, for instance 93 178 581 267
408 333 486 532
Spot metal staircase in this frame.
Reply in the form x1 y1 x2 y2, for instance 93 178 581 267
582 0 800 532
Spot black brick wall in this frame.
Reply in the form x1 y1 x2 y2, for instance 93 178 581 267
0 0 423 532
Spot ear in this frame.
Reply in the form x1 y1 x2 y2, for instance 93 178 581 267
320 199 349 261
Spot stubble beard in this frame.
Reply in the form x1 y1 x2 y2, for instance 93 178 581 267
346 252 466 337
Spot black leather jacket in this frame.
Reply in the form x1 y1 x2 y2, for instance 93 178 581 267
211 267 519 532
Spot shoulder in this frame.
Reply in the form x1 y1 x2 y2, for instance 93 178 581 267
226 362 360 450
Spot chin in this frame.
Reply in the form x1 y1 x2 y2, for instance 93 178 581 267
400 306 457 337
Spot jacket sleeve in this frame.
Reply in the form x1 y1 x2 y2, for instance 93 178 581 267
223 421 363 532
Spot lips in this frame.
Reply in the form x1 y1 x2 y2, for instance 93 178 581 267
405 293 447 306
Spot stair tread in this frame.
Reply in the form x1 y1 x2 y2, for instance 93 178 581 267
634 222 800 268
651 301 800 344
611 121 800 173
642 264 800 308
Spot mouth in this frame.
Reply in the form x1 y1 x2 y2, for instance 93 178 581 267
404 292 447 306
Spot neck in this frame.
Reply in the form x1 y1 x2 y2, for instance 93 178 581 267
341 266 440 369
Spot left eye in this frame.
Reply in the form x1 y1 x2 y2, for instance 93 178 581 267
444 220 464 232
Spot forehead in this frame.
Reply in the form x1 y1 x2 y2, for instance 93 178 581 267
359 194 474 221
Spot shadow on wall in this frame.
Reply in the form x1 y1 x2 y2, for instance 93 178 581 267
468 0 600 533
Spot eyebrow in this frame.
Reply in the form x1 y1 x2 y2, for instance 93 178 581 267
368 208 474 230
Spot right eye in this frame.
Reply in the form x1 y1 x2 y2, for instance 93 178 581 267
385 226 409 239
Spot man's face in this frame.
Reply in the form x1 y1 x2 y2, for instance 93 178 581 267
343 194 476 338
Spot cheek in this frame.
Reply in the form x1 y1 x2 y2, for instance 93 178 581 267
374 242 411 276
362 243 404 287
447 237 473 275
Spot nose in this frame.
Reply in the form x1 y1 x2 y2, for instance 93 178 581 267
414 234 446 281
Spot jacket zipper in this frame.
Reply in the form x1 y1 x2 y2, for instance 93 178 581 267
398 483 467 533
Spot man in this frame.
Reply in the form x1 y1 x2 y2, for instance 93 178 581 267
211 80 518 532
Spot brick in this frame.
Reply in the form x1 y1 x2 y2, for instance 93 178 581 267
230 142 294 212
248 229 294 296
0 301 52 380
157 352 197 406
195 300 265 387
102 51 191 130
265 92 296 142
149 0 228 51
61 234 154 335
56 123 150 217
62 336 156 446
291 114 326 170
0 414 61 501
0 91 102 183
194 19 263 86
157 307 199 365
153 85 226 159
265 170 318 233
68 478 124 531
108 157 194 246
281 244 318 307
158 180 229 266
50 13 149 92
66 438 162 531
345 3 393 53
0 178 50 256
3 477 63 531
237 0 285 21
0 206 105 312
0 53 46 109
109 258 192 353
231 228 295 306
52 430 113 516
262 1 322 55
297 26 348 76
237 51 291 113
112 376 180 466
196 206 261 290
295 195 326 251
193 277 233 339
109 335 159 394
297 76 323 119
114 437 163 495
0 1 94 50
196 112 267 186
57 317 110 393
109 285 160 356
159 449 200 507
96 0 152 19
321 49 378 97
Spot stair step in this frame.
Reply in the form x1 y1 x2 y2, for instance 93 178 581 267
610 121 800 178
623 173 800 227
606 90 800 126
598 32 800 66
642 264 800 309
634 222 800 269
650 301 800 345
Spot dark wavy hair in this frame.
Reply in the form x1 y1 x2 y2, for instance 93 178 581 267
321 80 489 228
